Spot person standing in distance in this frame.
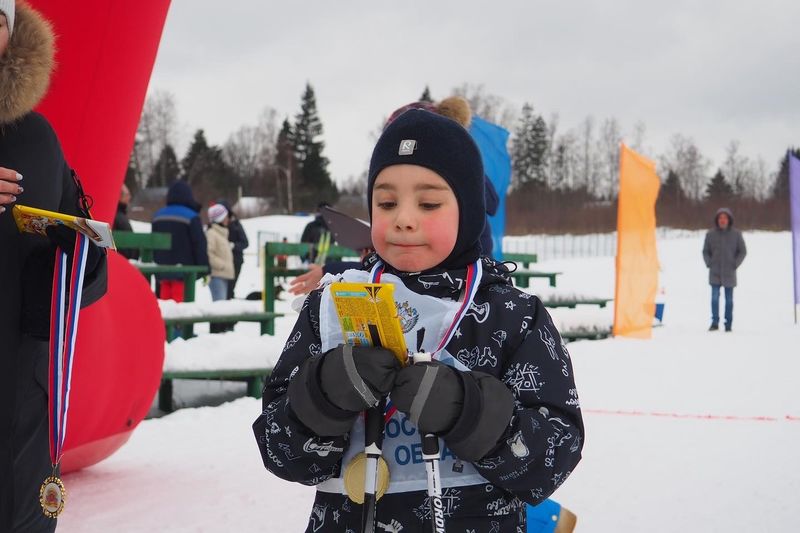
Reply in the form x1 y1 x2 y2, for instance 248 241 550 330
703 207 747 332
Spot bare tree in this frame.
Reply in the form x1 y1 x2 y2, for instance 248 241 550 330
451 83 516 130
660 134 711 201
596 117 622 198
222 107 280 197
629 121 647 155
577 116 599 194
134 90 178 187
551 130 580 190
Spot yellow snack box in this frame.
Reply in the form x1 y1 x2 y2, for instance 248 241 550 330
329 282 408 365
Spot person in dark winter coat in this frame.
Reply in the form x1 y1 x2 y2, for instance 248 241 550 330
300 202 332 264
151 180 209 302
0 4 107 531
219 200 248 299
702 207 747 331
113 184 139 260
253 109 583 532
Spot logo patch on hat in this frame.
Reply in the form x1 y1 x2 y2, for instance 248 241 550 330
398 140 417 155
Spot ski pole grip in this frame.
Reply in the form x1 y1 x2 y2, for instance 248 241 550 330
412 352 432 365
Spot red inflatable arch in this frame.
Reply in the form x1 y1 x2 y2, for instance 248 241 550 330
29 0 172 472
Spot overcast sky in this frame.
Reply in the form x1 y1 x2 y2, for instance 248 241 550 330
147 0 800 185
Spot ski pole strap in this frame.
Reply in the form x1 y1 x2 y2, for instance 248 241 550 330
48 232 89 465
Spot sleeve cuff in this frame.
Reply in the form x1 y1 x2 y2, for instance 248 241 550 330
444 371 514 462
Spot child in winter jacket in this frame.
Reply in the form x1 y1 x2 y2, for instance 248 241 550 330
253 109 583 532
206 203 234 302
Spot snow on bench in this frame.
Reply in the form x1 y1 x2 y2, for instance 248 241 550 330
158 299 267 319
163 331 284 373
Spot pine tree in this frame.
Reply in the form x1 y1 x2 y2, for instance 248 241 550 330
660 170 685 205
511 103 548 189
150 144 181 187
182 129 240 200
181 130 211 181
705 169 733 201
772 147 800 199
291 84 338 209
419 86 433 103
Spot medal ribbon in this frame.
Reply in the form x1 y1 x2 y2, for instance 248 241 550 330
369 260 483 422
48 232 90 465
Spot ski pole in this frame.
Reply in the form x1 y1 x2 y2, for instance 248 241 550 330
411 351 446 533
362 399 385 533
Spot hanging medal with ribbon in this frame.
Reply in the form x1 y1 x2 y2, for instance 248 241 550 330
40 232 90 519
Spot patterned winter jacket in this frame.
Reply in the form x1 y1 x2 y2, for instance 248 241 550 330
253 257 583 533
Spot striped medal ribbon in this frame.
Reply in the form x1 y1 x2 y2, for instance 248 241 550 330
41 232 90 519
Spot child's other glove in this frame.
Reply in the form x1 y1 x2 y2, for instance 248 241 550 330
288 345 401 436
391 361 515 462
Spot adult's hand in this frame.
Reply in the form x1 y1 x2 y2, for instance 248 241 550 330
0 167 23 213
289 263 324 295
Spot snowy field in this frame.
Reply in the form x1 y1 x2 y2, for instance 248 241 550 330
58 218 800 532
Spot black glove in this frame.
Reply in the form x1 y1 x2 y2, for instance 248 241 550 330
319 344 401 411
46 224 103 274
392 362 515 462
288 345 401 436
391 362 464 434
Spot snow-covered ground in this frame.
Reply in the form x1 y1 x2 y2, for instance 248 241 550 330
58 219 800 532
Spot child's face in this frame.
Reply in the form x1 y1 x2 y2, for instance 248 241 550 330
371 165 458 272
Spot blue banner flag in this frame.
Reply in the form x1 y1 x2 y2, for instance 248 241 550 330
470 115 511 260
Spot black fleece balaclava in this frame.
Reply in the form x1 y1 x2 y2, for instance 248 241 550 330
367 109 485 270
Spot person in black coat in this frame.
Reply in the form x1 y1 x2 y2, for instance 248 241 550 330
113 184 139 260
219 200 249 299
151 180 209 301
0 4 107 531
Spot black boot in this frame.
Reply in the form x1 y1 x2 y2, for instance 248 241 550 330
709 324 719 331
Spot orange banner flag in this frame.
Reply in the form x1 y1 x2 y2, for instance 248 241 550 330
613 144 661 338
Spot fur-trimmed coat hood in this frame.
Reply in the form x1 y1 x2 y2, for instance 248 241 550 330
0 3 55 125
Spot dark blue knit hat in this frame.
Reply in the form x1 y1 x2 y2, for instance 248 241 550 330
367 109 485 270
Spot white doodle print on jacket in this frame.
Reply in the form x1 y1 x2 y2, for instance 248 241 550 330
503 362 544 396
455 346 498 369
506 431 530 459
377 519 404 532
491 329 508 348
466 301 490 323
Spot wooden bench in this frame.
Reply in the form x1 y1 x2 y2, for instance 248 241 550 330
560 329 612 342
502 252 538 267
511 269 561 288
113 230 171 262
163 311 285 340
262 241 359 335
502 252 560 288
159 368 272 412
542 298 612 309
135 263 209 303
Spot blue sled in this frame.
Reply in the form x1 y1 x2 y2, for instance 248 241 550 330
527 499 561 533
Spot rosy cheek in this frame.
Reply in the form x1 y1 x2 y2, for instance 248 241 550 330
421 217 457 253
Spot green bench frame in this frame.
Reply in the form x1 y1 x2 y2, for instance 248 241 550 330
542 298 612 309
163 312 285 340
561 329 612 342
159 368 272 412
262 241 358 335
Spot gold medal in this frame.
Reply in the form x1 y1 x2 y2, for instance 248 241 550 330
343 452 390 504
39 476 66 518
